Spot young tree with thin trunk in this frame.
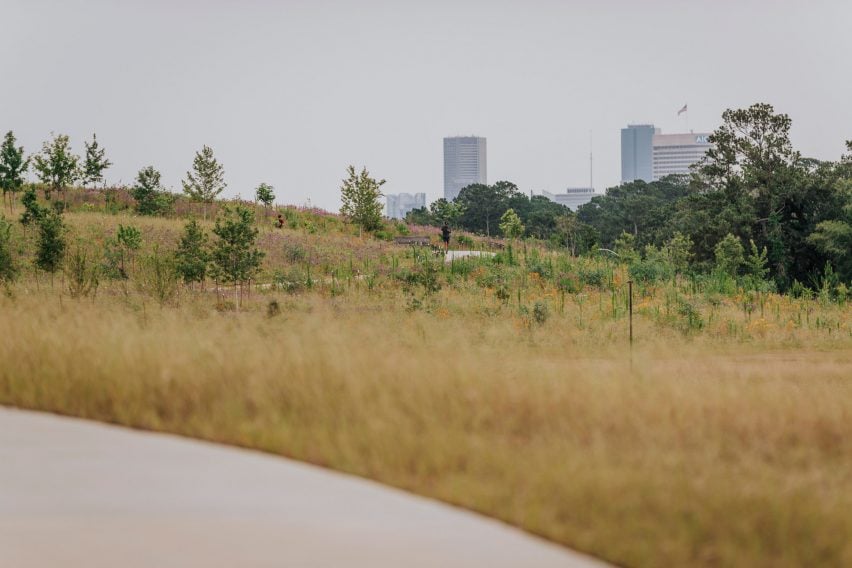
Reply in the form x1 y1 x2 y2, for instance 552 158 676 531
33 133 79 202
255 183 275 217
35 209 66 285
210 205 264 308
339 165 385 236
0 131 29 215
81 133 112 189
175 219 209 289
182 145 226 218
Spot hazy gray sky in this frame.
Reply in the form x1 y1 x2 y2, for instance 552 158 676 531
2 0 850 211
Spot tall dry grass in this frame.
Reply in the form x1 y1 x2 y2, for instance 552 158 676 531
1 294 851 567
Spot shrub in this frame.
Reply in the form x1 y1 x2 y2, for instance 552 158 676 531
532 301 549 325
65 243 99 298
103 224 142 279
0 217 17 284
137 245 179 305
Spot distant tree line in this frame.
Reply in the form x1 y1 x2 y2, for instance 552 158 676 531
406 103 852 290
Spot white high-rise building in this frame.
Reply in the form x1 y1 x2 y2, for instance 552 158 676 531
443 136 486 201
652 132 712 180
386 193 426 220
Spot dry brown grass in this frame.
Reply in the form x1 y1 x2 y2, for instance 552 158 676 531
2 291 851 567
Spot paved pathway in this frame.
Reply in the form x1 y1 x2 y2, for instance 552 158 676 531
0 407 608 568
444 250 496 263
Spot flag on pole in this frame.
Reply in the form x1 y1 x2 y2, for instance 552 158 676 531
677 104 688 116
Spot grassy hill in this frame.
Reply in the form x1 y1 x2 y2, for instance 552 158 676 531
1 188 851 567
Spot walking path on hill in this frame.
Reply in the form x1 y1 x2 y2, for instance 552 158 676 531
0 407 608 568
444 250 496 263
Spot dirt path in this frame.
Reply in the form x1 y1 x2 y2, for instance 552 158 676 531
0 407 608 568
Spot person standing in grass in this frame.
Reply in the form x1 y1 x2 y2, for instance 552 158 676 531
441 223 451 252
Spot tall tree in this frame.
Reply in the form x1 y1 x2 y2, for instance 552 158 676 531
182 145 226 205
687 103 839 287
808 142 852 282
33 133 79 202
339 165 385 235
577 176 689 249
456 181 520 236
80 133 112 188
0 131 30 214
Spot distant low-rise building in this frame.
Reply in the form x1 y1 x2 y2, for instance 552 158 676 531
386 192 426 220
539 187 598 211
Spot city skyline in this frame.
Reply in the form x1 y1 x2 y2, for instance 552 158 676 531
1 0 849 211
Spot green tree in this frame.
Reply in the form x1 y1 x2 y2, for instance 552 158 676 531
33 133 79 202
614 231 638 263
255 182 275 211
19 187 45 226
664 232 693 274
687 102 823 287
714 233 744 277
499 208 524 265
80 133 112 188
35 209 66 279
339 165 385 235
577 176 689 249
182 145 226 206
175 219 210 287
0 216 18 285
103 224 142 279
404 206 434 226
513 195 569 239
429 198 465 227
456 181 520 236
132 166 174 216
210 206 264 307
0 131 30 214
555 213 596 256
499 208 524 239
808 176 852 282
742 239 772 290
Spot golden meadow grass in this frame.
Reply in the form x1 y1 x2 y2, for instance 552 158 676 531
2 210 852 567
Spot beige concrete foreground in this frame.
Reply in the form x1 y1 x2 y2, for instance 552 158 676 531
0 407 608 568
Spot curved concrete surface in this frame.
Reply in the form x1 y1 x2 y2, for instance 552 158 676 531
0 407 608 568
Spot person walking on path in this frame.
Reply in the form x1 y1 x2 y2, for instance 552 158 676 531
441 223 451 252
